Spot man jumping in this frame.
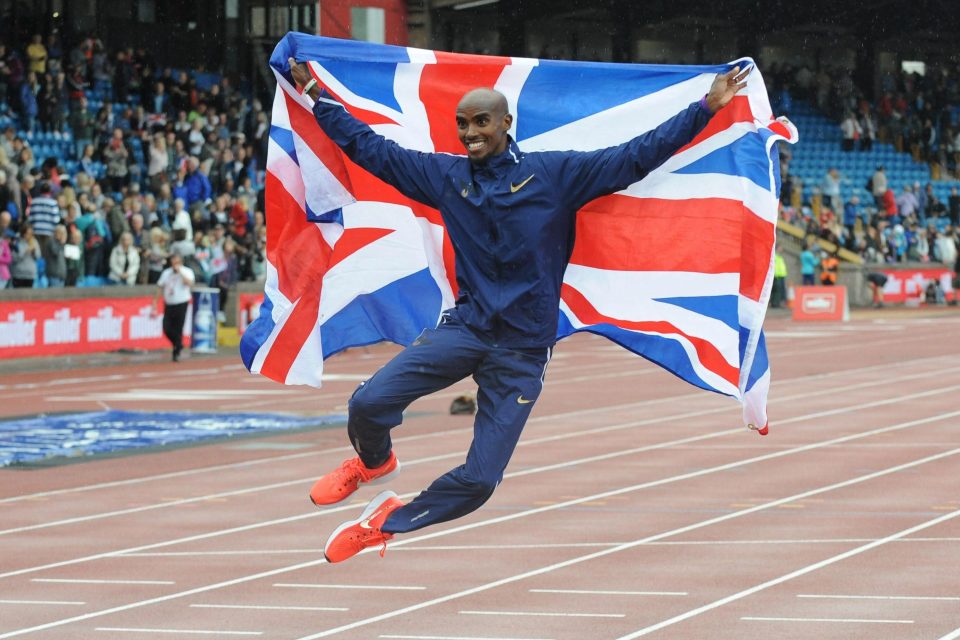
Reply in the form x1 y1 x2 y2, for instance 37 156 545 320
287 56 749 564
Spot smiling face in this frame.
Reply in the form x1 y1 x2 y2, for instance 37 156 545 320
456 89 512 163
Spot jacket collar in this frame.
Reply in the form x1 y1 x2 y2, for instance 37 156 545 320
471 136 521 172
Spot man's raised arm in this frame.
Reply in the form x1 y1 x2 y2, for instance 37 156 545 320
552 65 752 208
288 57 450 209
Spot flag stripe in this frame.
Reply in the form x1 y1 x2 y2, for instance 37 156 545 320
561 282 740 387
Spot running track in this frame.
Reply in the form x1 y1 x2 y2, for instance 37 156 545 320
1 310 959 639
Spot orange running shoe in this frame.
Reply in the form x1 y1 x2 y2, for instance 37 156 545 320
309 451 400 506
324 490 403 563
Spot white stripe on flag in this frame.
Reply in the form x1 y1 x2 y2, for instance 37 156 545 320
518 73 715 151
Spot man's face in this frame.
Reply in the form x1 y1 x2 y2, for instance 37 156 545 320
456 91 512 163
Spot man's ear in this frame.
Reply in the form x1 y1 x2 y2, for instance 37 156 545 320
502 113 513 131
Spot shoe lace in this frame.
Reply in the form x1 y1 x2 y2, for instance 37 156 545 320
336 457 365 482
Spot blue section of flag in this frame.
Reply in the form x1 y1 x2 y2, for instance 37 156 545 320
672 131 772 190
306 204 343 224
516 60 721 141
653 295 740 332
745 331 769 392
270 125 298 163
318 60 407 113
240 293 275 370
320 268 442 358
559 321 721 396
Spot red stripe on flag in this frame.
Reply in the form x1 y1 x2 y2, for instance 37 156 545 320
768 120 791 139
561 282 740 387
419 51 511 154
327 227 394 270
739 204 775 301
675 95 754 155
309 66 400 127
571 194 773 301
332 154 458 295
283 89 353 190
259 285 321 384
265 171 331 302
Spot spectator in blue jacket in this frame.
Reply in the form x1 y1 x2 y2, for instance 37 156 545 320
288 56 751 564
182 156 212 207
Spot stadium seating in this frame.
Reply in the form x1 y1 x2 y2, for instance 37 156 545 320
788 101 959 230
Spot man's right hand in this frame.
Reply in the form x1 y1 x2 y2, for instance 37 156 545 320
288 57 322 100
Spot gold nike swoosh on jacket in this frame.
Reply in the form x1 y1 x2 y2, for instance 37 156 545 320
510 174 535 193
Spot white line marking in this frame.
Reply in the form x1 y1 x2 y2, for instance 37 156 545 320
291 444 960 639
741 616 914 624
459 610 625 618
615 507 960 638
122 550 324 557
0 600 85 605
380 636 554 640
390 538 960 551
3 413 957 640
31 578 174 585
797 594 960 601
273 583 425 591
3 352 950 505
96 629 262 636
529 589 687 596
190 604 348 612
939 626 960 640
8 381 956 576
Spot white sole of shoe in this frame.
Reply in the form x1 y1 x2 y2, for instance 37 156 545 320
368 458 401 485
323 489 398 562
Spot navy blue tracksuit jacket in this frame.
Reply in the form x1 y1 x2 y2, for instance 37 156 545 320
311 91 713 533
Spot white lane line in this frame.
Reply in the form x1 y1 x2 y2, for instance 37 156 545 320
3 352 951 505
380 635 554 640
123 550 324 557
939 626 960 640
797 594 960 601
96 629 262 636
0 600 85 605
390 537 960 551
529 589 687 596
615 507 960 638
31 578 174 585
741 616 914 624
292 444 960 639
190 604 349 612
274 583 425 591
7 383 955 581
3 414 957 640
119 536 960 556
459 610 624 619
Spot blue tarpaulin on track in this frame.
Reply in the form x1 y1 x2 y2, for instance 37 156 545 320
0 410 345 466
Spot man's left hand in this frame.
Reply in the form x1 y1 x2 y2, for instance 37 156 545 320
705 65 751 114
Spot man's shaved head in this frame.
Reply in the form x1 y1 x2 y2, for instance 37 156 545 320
456 88 513 163
457 88 508 117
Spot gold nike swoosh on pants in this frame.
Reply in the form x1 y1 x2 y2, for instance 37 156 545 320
516 395 533 404
510 174 535 193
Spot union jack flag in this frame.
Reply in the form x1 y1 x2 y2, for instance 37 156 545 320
241 33 798 434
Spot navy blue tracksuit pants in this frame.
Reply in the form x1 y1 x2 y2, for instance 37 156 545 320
346 310 551 535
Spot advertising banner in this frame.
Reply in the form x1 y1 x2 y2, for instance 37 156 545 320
191 288 219 353
876 268 956 304
792 286 850 322
0 297 190 359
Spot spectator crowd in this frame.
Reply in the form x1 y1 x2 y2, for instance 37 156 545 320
764 60 960 276
0 31 270 316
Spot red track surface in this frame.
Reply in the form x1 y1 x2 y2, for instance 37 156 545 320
1 310 959 639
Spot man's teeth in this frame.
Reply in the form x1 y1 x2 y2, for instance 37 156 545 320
468 141 484 151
